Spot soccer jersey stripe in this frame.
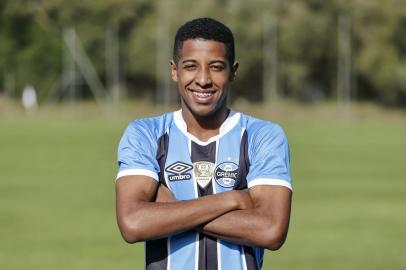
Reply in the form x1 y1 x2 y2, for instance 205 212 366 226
198 234 218 270
191 141 218 270
165 126 198 269
216 126 245 193
244 246 259 270
221 240 245 270
217 122 260 269
145 238 168 270
166 126 196 201
170 232 198 270
191 139 200 270
191 140 216 162
144 133 171 270
157 133 170 187
234 129 249 190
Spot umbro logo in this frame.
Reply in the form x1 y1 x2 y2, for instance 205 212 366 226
165 161 193 181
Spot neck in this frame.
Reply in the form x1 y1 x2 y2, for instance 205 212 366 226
181 106 229 142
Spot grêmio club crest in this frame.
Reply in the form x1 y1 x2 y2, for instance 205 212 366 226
214 162 238 188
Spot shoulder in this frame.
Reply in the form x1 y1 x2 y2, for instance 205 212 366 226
123 112 175 140
239 113 287 144
240 113 292 187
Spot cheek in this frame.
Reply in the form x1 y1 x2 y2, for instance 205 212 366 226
178 72 194 87
213 74 230 87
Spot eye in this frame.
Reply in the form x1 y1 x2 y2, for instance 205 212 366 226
183 65 196 71
210 65 225 71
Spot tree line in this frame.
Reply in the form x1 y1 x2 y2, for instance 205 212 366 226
0 0 405 105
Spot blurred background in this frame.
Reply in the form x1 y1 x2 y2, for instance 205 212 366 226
0 0 405 269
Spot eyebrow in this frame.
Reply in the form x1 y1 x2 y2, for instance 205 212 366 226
181 59 197 65
209 60 227 65
181 59 227 65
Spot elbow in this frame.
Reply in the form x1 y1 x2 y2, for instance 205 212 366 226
264 235 286 251
260 225 288 251
118 219 145 244
121 231 140 244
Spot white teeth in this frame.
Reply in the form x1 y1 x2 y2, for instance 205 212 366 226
193 91 213 98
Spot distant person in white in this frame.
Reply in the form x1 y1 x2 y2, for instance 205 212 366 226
22 85 38 111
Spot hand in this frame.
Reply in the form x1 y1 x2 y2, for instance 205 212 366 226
155 184 176 203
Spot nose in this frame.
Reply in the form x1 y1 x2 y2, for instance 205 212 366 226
196 67 212 87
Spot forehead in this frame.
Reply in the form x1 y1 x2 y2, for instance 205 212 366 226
178 39 227 61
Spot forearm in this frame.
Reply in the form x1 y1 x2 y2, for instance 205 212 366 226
201 208 288 250
201 209 272 249
118 191 240 243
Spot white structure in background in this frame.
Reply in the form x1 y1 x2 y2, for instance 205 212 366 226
22 85 38 111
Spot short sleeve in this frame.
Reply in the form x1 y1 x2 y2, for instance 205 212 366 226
246 123 292 190
116 121 160 181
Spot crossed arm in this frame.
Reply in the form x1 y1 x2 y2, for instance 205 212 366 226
116 175 292 250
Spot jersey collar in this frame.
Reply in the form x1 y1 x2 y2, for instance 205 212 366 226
173 109 241 145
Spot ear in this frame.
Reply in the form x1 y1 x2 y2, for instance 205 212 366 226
230 61 239 81
170 60 178 82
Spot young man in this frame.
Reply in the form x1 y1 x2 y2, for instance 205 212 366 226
116 18 292 270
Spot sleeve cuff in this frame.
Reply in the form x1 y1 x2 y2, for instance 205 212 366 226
248 178 292 190
116 169 159 181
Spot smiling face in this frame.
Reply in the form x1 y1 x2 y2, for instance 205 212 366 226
171 39 238 118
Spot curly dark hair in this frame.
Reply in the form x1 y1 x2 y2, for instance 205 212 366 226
173 17 235 66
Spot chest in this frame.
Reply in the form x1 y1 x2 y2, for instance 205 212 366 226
157 125 249 200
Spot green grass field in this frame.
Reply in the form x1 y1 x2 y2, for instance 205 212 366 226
1 102 405 269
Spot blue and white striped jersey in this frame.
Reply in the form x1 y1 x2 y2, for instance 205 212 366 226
116 109 292 270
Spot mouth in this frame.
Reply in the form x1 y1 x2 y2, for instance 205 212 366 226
188 89 216 101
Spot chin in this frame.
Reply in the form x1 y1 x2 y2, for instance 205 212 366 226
182 96 226 118
190 106 217 117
